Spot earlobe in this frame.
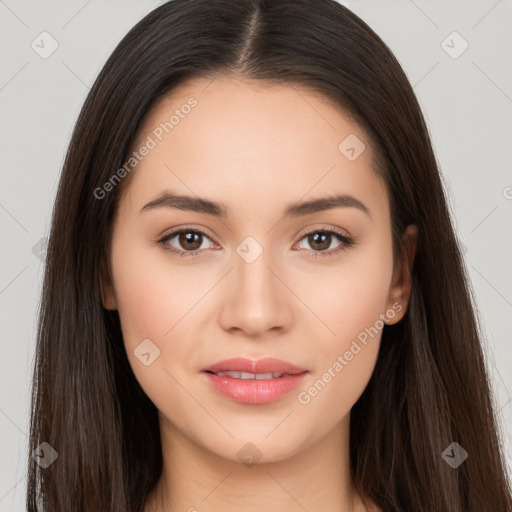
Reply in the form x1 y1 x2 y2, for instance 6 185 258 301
99 258 117 310
385 224 418 325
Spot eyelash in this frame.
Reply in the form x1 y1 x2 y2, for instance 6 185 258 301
156 225 355 259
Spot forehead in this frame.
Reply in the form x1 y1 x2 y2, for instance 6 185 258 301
121 75 388 224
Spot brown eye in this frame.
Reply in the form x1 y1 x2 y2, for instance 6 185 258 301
157 226 354 259
176 231 203 251
158 228 215 256
296 228 355 258
306 232 333 251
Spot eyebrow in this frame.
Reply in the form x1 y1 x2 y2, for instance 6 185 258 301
140 191 371 219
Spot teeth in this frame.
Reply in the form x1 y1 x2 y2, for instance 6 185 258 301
215 371 284 379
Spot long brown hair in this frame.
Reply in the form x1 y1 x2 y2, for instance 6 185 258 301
27 0 512 510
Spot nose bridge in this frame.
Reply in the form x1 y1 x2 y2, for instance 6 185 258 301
218 235 292 334
237 247 274 296
234 240 281 309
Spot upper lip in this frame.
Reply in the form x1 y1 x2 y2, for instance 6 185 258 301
201 357 308 375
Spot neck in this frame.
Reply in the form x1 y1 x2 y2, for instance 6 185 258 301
144 412 369 512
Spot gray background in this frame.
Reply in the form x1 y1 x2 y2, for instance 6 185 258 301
1 0 511 509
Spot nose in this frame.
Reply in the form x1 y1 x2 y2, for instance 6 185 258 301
217 249 294 338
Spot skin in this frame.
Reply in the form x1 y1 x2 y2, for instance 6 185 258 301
101 75 417 512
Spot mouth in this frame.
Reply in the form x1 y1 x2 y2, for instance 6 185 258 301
201 370 309 405
200 359 309 404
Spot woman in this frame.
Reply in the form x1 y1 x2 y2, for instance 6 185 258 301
27 0 512 511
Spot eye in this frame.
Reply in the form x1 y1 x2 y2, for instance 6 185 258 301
157 226 216 257
295 228 355 258
157 226 355 258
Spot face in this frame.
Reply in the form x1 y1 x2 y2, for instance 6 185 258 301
101 75 416 464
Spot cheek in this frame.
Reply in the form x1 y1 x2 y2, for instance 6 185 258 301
112 258 170 343
109 235 198 382
109 239 201 412
294 237 393 407
300 236 393 345
110 232 207 340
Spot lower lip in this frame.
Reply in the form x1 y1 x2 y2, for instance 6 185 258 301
202 371 308 404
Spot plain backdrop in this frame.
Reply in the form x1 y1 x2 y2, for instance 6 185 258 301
1 0 511 509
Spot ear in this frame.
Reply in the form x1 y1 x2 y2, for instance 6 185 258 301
99 256 117 310
385 224 418 324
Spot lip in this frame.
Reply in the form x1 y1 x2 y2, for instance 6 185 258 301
200 357 308 375
200 357 309 405
202 371 308 404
